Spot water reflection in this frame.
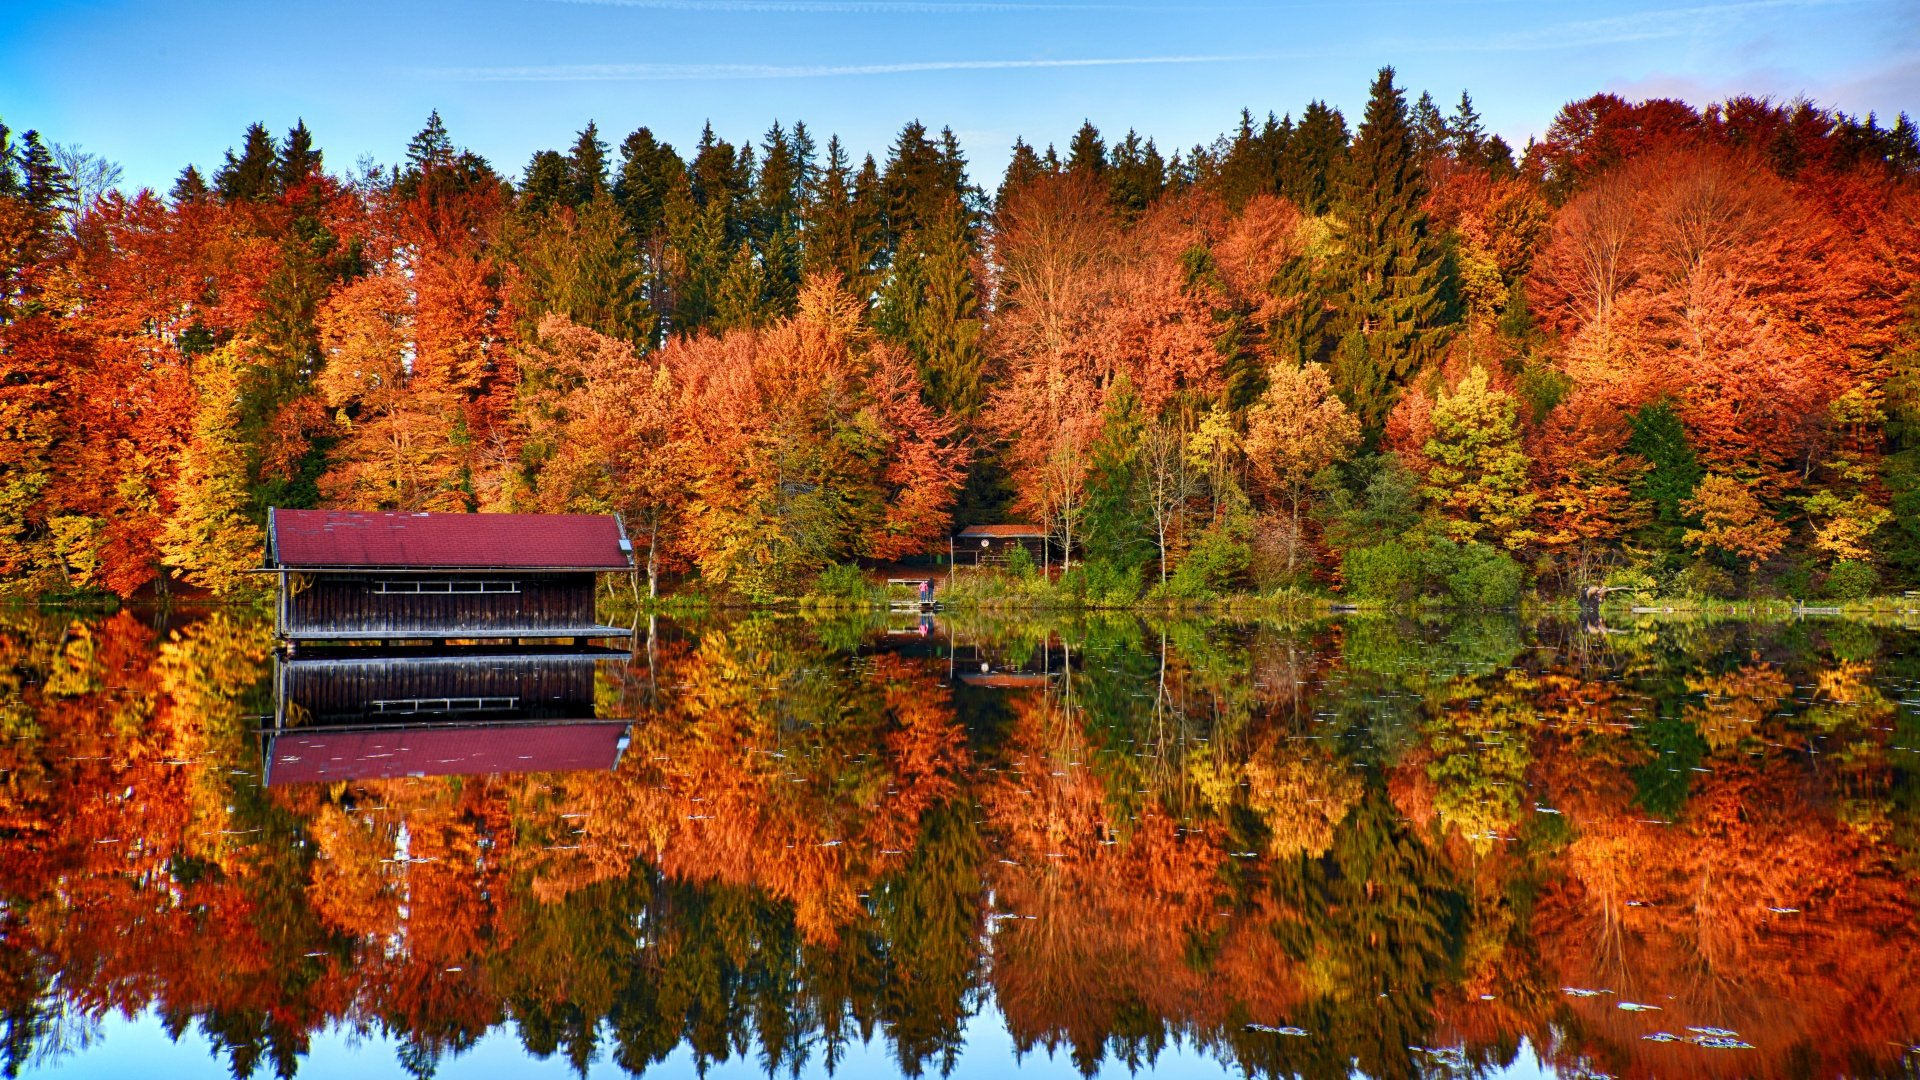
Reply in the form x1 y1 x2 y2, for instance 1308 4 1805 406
1 608 1917 1078
263 650 633 785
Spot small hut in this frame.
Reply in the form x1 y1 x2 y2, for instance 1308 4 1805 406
264 509 635 644
949 524 1050 572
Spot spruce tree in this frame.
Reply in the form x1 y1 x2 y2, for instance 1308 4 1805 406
1331 67 1450 433
614 126 686 238
1282 100 1349 214
1409 92 1448 166
520 150 571 215
875 205 984 418
279 120 322 188
171 165 209 205
407 111 456 174
997 138 1047 207
1107 130 1165 218
567 121 609 205
801 135 877 293
1066 121 1106 176
215 122 279 202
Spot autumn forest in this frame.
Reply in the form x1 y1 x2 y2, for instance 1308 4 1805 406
3 70 1919 604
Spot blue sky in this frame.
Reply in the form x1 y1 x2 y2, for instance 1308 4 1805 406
3 0 1913 194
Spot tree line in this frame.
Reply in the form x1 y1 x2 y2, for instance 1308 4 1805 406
2 70 1918 602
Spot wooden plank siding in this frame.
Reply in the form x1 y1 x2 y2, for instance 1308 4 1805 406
279 653 601 726
282 571 603 639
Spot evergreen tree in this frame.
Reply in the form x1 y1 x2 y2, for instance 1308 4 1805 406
279 119 322 188
1447 91 1485 162
614 126 687 238
0 121 16 196
997 138 1047 207
517 196 652 345
1282 100 1349 214
520 149 572 215
875 205 985 418
800 135 879 295
881 121 972 260
1626 399 1703 545
171 164 209 204
407 110 456 174
1217 109 1290 210
711 241 768 331
15 130 71 221
1330 67 1450 432
567 121 610 205
1107 130 1166 219
754 121 801 243
1066 120 1106 176
214 122 280 202
1410 91 1448 166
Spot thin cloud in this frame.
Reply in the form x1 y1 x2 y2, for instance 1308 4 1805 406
1408 0 1874 53
538 0 1169 12
420 54 1301 81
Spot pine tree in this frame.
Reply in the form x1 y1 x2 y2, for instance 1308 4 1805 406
567 121 610 205
997 138 1048 207
279 120 322 188
1107 130 1165 218
1330 67 1451 432
1448 91 1486 162
215 122 280 202
1410 91 1448 166
801 135 878 295
407 110 456 174
171 165 209 204
881 121 972 260
875 205 985 418
1282 100 1349 214
712 241 767 331
15 130 72 227
1066 121 1106 176
614 126 686 239
520 150 571 215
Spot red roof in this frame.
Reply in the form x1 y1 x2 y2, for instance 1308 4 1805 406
956 524 1048 539
265 721 631 786
269 510 632 570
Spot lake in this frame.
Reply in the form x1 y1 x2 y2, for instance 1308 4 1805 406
2 607 1918 1079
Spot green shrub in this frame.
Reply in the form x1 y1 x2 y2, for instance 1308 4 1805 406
1342 542 1421 604
1086 559 1142 606
1161 525 1248 601
1671 560 1736 600
1432 541 1523 608
1004 544 1036 578
809 563 875 605
1823 560 1879 600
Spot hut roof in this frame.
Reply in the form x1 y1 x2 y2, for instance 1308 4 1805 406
264 721 631 786
955 523 1048 540
268 509 633 571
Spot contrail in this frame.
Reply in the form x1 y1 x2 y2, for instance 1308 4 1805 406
421 54 1301 81
538 0 1164 11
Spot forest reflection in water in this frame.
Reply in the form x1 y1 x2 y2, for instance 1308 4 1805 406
1 607 1918 1079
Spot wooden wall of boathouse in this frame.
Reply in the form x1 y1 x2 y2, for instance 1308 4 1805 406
279 571 599 639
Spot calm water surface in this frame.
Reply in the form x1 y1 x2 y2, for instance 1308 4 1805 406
3 608 1919 1079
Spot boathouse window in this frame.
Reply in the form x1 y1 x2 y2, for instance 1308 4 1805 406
370 696 520 715
368 578 523 595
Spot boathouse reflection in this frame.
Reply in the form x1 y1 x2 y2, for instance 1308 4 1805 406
262 649 633 785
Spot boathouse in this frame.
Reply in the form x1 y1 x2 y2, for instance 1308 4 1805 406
265 509 635 643
949 524 1050 572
